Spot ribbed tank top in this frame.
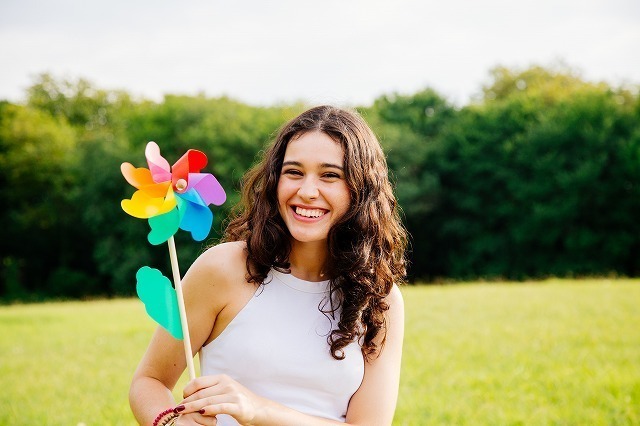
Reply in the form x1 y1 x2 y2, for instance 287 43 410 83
199 269 365 425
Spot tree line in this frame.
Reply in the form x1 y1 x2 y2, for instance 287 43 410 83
1 65 639 300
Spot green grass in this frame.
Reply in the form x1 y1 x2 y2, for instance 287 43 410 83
398 279 640 425
0 279 638 425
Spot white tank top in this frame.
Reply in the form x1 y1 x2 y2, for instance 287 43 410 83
199 269 365 425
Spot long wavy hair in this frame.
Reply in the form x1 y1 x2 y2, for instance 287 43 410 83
223 105 407 360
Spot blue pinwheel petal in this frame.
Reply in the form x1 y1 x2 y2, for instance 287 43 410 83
179 188 206 206
176 193 213 241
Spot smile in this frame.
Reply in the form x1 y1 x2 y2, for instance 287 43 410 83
294 206 328 218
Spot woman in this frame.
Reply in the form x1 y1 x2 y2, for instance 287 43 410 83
130 105 407 425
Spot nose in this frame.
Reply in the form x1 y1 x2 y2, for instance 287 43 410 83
298 176 319 200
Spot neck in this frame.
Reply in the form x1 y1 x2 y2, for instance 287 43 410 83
288 240 330 282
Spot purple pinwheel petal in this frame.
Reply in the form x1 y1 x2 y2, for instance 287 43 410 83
187 173 227 206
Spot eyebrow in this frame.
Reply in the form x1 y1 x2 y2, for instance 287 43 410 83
282 160 344 171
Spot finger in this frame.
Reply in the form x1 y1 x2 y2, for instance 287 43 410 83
199 403 236 417
183 376 221 399
179 394 230 414
180 382 226 406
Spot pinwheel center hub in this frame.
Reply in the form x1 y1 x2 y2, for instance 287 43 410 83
175 178 188 192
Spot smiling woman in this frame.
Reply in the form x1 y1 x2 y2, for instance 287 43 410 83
129 106 408 426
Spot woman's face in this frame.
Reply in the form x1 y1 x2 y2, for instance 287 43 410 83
277 131 351 245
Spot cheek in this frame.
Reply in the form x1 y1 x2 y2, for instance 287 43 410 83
277 180 293 209
334 185 352 215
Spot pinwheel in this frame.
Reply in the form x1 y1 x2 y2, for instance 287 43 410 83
121 141 226 380
121 141 226 245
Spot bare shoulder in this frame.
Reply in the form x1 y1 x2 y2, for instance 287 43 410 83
182 241 248 297
382 284 405 344
386 283 405 310
195 241 247 273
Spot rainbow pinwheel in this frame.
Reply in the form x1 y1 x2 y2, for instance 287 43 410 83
120 141 226 381
121 141 226 245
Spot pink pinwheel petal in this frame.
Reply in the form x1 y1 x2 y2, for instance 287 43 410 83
145 141 172 183
187 173 227 206
121 163 155 189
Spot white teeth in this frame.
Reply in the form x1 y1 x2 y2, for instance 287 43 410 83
295 207 325 218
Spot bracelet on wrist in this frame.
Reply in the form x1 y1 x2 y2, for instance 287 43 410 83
160 413 178 425
152 407 178 426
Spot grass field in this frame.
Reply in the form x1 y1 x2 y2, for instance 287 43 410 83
0 279 638 425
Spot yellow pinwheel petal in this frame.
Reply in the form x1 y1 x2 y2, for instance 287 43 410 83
156 187 177 215
121 189 177 219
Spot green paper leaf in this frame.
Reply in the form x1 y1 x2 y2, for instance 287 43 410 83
135 266 183 339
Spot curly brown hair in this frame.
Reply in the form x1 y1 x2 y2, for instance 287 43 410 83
223 105 407 360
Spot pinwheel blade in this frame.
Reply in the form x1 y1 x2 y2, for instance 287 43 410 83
148 208 181 245
121 163 155 189
136 266 183 339
145 141 172 183
187 173 227 206
178 196 214 241
172 149 208 185
122 191 167 219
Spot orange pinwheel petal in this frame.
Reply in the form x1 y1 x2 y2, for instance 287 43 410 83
121 163 155 189
139 181 171 198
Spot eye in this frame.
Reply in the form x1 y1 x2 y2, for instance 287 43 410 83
322 172 342 179
282 168 303 176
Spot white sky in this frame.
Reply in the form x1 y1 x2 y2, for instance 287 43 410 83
1 0 639 107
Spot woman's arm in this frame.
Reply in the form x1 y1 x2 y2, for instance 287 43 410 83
177 284 405 426
344 284 405 425
129 241 248 424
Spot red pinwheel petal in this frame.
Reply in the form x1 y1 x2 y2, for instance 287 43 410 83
172 149 208 187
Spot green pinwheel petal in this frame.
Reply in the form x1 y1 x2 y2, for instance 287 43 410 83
147 208 181 245
135 266 183 340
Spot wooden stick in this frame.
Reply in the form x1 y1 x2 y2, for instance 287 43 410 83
167 236 196 381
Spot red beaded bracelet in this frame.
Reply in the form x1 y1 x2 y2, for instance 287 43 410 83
152 408 175 426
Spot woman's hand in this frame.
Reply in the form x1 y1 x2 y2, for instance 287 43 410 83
177 374 266 426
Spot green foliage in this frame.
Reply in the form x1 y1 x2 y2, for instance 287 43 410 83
1 66 640 298
0 102 79 297
366 65 640 280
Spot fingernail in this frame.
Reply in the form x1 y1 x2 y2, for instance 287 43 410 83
199 409 206 414
174 405 185 413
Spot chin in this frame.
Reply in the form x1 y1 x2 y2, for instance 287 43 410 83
290 232 329 244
